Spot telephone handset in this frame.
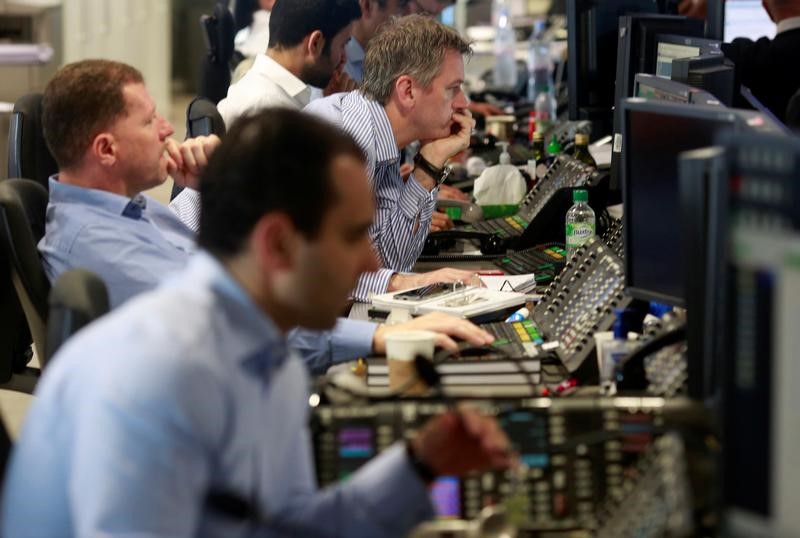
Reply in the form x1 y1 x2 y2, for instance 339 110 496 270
421 230 507 257
437 199 484 224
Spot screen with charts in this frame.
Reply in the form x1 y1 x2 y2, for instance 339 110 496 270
655 41 701 78
724 0 776 41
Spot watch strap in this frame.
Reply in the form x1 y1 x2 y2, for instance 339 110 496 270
414 153 450 186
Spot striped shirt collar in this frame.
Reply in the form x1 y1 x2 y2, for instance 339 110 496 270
343 91 400 164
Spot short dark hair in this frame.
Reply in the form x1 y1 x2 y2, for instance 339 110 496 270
198 108 366 258
268 0 360 54
42 59 144 169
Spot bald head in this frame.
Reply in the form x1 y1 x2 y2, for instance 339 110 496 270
763 0 800 22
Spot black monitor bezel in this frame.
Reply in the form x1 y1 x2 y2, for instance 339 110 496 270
620 98 740 306
566 0 663 122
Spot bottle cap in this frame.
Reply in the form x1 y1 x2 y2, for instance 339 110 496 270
547 134 561 154
575 133 589 145
533 131 544 142
573 189 588 203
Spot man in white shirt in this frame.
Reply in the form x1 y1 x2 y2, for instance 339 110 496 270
218 0 360 125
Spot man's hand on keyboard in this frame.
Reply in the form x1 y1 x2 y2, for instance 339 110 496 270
389 267 479 293
372 311 494 354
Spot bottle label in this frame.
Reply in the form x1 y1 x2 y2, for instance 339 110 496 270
566 222 595 248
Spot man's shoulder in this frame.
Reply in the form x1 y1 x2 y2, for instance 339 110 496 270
218 73 295 125
303 92 350 122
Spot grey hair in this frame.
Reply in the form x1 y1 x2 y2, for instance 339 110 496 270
360 14 471 104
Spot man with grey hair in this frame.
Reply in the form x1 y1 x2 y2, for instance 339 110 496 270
306 14 475 301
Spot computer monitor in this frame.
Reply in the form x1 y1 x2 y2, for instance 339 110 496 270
671 54 735 106
634 73 722 106
608 15 704 195
654 33 721 78
621 99 741 306
566 0 663 130
703 132 800 536
614 16 704 110
724 0 776 41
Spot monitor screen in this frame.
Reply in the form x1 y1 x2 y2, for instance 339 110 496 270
724 0 776 41
567 0 662 124
635 79 690 102
622 100 739 305
655 41 700 77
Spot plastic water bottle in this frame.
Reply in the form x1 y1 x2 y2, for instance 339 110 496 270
526 20 548 101
527 20 557 135
534 85 558 136
565 189 595 258
493 0 517 89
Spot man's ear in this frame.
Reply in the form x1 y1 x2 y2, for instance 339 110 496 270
394 74 416 110
359 0 373 18
250 213 297 272
305 30 326 60
91 133 117 167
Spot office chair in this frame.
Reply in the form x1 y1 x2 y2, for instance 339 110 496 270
170 97 226 201
0 179 51 369
7 93 58 190
0 407 11 487
199 0 236 104
45 268 109 365
785 87 800 131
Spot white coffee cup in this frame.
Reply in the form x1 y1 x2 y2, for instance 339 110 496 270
385 330 437 395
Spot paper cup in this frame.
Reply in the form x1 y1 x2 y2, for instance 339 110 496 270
385 330 436 395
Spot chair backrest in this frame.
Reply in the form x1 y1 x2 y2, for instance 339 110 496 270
45 268 109 364
0 408 11 488
187 96 227 139
7 93 58 190
786 87 800 131
0 179 51 361
170 97 226 201
199 1 236 104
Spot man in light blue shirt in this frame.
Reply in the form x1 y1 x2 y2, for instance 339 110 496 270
2 108 513 537
343 0 403 84
36 59 493 374
306 15 477 301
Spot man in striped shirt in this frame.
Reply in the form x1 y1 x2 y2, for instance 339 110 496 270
306 14 478 301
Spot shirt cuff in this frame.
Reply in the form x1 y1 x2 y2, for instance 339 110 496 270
168 188 201 233
398 173 438 220
330 318 376 365
347 443 436 533
351 268 394 303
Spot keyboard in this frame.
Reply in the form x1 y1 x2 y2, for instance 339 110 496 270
471 214 529 239
494 245 568 280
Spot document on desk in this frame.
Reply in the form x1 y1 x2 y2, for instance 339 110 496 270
479 274 537 293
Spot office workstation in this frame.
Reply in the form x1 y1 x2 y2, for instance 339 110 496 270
0 0 799 536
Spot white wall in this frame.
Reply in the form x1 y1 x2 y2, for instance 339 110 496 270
61 0 171 116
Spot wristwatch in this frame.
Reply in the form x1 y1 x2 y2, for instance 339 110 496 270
414 152 452 186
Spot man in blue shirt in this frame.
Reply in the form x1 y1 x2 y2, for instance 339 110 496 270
306 15 478 300
37 59 494 374
344 0 403 84
2 107 513 537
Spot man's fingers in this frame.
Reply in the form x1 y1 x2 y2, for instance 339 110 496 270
433 333 459 352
